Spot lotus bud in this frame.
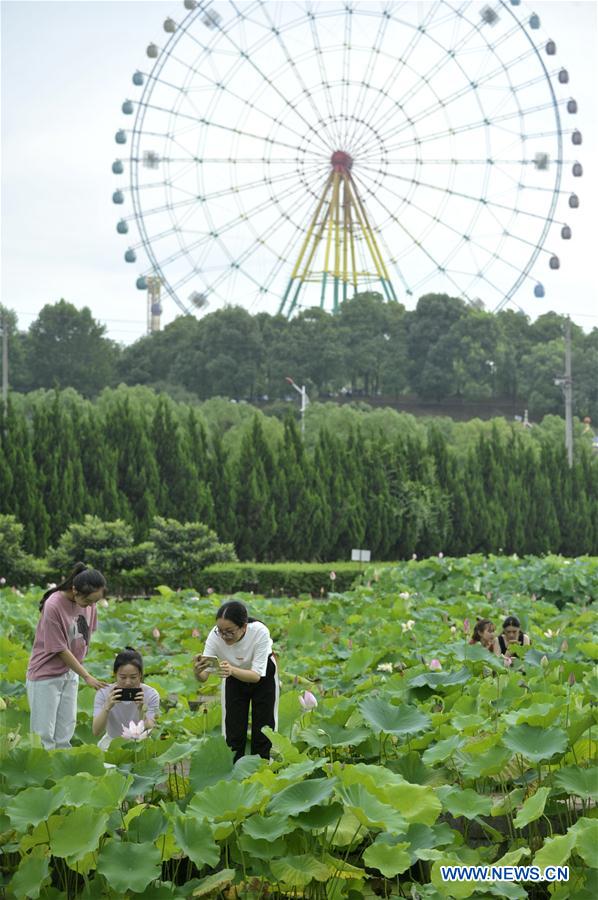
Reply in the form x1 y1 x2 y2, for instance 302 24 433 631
206 587 214 594
540 655 549 668
438 552 444 558
329 571 336 581
98 598 109 608
560 639 569 652
503 655 513 667
450 625 457 634
411 553 417 560
399 591 410 599
152 627 161 639
192 628 200 638
568 672 576 686
463 618 470 634
0 577 6 586
428 659 442 671
0 696 6 710
299 690 318 710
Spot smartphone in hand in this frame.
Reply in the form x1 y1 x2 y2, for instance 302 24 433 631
118 687 141 702
199 655 220 673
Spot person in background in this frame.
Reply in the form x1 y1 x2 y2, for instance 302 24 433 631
26 562 107 749
469 618 500 655
498 615 531 656
93 647 159 749
193 600 278 761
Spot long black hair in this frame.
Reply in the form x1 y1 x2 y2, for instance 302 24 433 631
39 562 106 611
216 600 259 627
502 615 521 630
113 647 143 675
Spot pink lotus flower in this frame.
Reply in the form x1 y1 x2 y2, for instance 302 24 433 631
122 720 149 741
98 598 109 608
192 628 200 638
329 571 336 581
463 618 470 634
428 659 442 671
299 690 318 710
0 577 6 586
207 587 214 594
438 552 444 559
411 553 417 560
152 628 160 639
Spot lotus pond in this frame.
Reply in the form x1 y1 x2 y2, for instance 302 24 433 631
0 557 597 899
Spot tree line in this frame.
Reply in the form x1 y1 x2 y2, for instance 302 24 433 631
2 294 597 421
1 388 597 561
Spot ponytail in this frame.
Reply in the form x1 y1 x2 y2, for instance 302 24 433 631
39 562 106 612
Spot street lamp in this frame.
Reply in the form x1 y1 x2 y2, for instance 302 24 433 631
285 376 309 438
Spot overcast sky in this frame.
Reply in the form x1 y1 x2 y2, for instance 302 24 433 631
1 0 596 344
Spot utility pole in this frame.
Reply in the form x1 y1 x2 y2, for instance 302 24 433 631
1 310 8 406
555 318 573 467
285 376 309 438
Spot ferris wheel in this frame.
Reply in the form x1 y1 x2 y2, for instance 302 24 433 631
112 0 583 326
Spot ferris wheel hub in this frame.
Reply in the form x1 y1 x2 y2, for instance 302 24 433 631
330 150 353 173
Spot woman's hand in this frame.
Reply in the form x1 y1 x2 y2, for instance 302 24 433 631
102 685 121 710
218 660 233 679
134 690 145 707
85 674 109 691
193 655 212 681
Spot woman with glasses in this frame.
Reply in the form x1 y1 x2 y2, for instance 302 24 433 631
193 600 278 761
26 562 108 749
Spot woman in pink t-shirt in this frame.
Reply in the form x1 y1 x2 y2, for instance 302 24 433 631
26 562 108 749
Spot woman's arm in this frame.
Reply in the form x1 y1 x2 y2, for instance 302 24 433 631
92 686 119 736
58 649 107 689
218 661 260 683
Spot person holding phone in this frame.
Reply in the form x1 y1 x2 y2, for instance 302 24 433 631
193 600 278 761
27 562 108 750
93 647 159 748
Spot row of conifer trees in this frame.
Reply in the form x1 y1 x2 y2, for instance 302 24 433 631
1 388 597 560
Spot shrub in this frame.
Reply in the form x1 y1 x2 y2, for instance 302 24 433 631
0 515 45 586
195 561 365 595
46 516 145 580
144 517 237 588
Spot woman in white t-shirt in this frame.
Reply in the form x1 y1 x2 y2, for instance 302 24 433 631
193 600 278 761
93 648 159 749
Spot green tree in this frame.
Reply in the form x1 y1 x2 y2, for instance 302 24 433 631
24 300 119 396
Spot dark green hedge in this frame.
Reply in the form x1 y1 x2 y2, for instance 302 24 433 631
194 562 367 596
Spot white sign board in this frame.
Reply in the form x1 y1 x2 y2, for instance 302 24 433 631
351 548 371 562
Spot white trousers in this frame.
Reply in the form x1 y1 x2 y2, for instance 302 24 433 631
26 671 79 749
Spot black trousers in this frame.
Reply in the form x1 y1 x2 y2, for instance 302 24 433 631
224 656 277 762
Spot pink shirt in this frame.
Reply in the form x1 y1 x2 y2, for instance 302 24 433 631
27 591 98 680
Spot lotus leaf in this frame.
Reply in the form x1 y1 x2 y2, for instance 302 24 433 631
18 815 64 855
269 854 330 887
191 869 237 897
430 855 479 899
363 840 412 876
155 740 197 764
344 648 376 677
267 776 336 816
187 779 267 821
8 850 50 899
291 801 344 830
5 785 65 831
458 745 513 779
232 754 268 780
512 787 550 829
423 735 466 765
50 747 106 778
578 643 598 660
437 786 493 819
172 816 221 868
571 818 598 867
1 748 54 791
553 765 598 801
502 724 568 762
359 696 431 736
262 727 306 763
96 839 162 893
127 805 168 842
49 807 109 861
64 849 97 875
188 735 234 792
533 832 575 869
297 722 371 748
87 770 133 809
238 832 287 859
409 668 471 689
321 852 365 879
54 773 95 807
335 763 442 825
503 702 560 728
242 812 293 841
335 783 407 833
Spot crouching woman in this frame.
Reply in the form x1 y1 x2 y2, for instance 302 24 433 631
193 600 279 761
93 648 159 749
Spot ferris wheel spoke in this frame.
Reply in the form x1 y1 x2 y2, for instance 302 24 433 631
343 7 393 150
